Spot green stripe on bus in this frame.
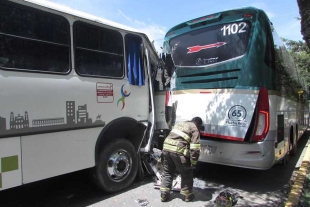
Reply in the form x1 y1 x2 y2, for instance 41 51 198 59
0 173 2 188
2 155 18 173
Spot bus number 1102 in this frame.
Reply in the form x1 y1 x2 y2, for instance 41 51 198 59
221 22 247 36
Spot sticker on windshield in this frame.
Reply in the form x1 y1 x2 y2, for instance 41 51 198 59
187 42 226 53
226 105 247 127
196 57 218 65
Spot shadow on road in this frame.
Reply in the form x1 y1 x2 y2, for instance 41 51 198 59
193 131 310 206
194 131 309 192
0 168 155 207
0 131 309 207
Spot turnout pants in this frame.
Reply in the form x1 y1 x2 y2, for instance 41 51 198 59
160 150 194 197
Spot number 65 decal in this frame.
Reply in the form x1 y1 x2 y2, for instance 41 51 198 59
228 105 247 121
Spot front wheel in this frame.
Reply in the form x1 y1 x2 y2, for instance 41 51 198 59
95 139 138 193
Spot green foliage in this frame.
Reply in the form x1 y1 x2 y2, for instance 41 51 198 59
282 38 310 89
299 165 310 207
297 0 310 49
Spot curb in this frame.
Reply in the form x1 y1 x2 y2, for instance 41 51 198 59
285 137 310 207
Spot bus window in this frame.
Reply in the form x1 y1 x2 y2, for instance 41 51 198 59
169 21 251 67
74 22 124 78
0 1 70 73
264 24 275 69
125 34 144 85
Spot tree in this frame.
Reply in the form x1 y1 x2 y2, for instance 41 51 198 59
297 0 310 48
283 38 310 88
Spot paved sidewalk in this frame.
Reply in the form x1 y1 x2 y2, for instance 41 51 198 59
286 137 310 207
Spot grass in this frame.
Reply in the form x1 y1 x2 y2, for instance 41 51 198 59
299 165 310 207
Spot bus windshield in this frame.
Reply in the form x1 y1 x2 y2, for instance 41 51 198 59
170 21 251 67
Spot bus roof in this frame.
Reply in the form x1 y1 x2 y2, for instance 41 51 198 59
165 7 266 37
23 0 139 33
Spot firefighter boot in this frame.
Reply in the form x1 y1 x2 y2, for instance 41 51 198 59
161 193 170 202
182 193 195 202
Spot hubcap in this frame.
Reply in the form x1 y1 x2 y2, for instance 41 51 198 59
107 150 131 181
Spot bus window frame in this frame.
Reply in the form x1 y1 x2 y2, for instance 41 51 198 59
73 20 125 79
124 33 145 83
0 1 71 75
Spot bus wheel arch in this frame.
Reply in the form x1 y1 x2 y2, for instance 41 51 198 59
93 117 146 192
95 117 146 160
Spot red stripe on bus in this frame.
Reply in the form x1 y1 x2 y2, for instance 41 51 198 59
200 132 244 141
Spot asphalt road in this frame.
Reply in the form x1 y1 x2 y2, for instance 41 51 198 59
1 132 309 207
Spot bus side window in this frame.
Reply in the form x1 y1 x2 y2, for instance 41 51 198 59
74 22 124 78
0 1 70 73
264 24 275 70
124 34 145 85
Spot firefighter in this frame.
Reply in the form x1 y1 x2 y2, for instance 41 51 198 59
160 117 202 202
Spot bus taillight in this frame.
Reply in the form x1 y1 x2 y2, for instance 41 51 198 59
252 87 269 142
165 91 170 106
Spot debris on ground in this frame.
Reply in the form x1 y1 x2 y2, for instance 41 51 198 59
214 190 243 207
135 199 149 206
66 194 74 199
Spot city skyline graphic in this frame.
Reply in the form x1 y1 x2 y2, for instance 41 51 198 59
0 101 105 137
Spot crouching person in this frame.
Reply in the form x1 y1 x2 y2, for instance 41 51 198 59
160 117 202 202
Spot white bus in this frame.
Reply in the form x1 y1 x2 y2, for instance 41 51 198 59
162 7 309 170
0 0 163 192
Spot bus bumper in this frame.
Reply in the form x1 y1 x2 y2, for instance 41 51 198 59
198 139 276 170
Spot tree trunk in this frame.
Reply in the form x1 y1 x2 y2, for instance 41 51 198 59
297 0 310 48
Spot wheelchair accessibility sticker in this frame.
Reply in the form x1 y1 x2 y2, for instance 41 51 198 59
226 105 247 127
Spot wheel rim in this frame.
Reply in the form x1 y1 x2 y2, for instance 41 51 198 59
107 150 131 182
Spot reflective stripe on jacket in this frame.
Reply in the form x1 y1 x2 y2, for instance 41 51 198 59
163 138 190 156
162 121 201 165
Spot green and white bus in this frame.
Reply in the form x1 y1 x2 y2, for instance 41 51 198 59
162 7 309 170
0 0 163 192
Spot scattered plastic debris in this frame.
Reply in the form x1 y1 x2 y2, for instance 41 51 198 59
66 194 74 199
135 199 149 206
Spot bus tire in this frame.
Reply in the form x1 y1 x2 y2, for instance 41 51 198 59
95 138 138 193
